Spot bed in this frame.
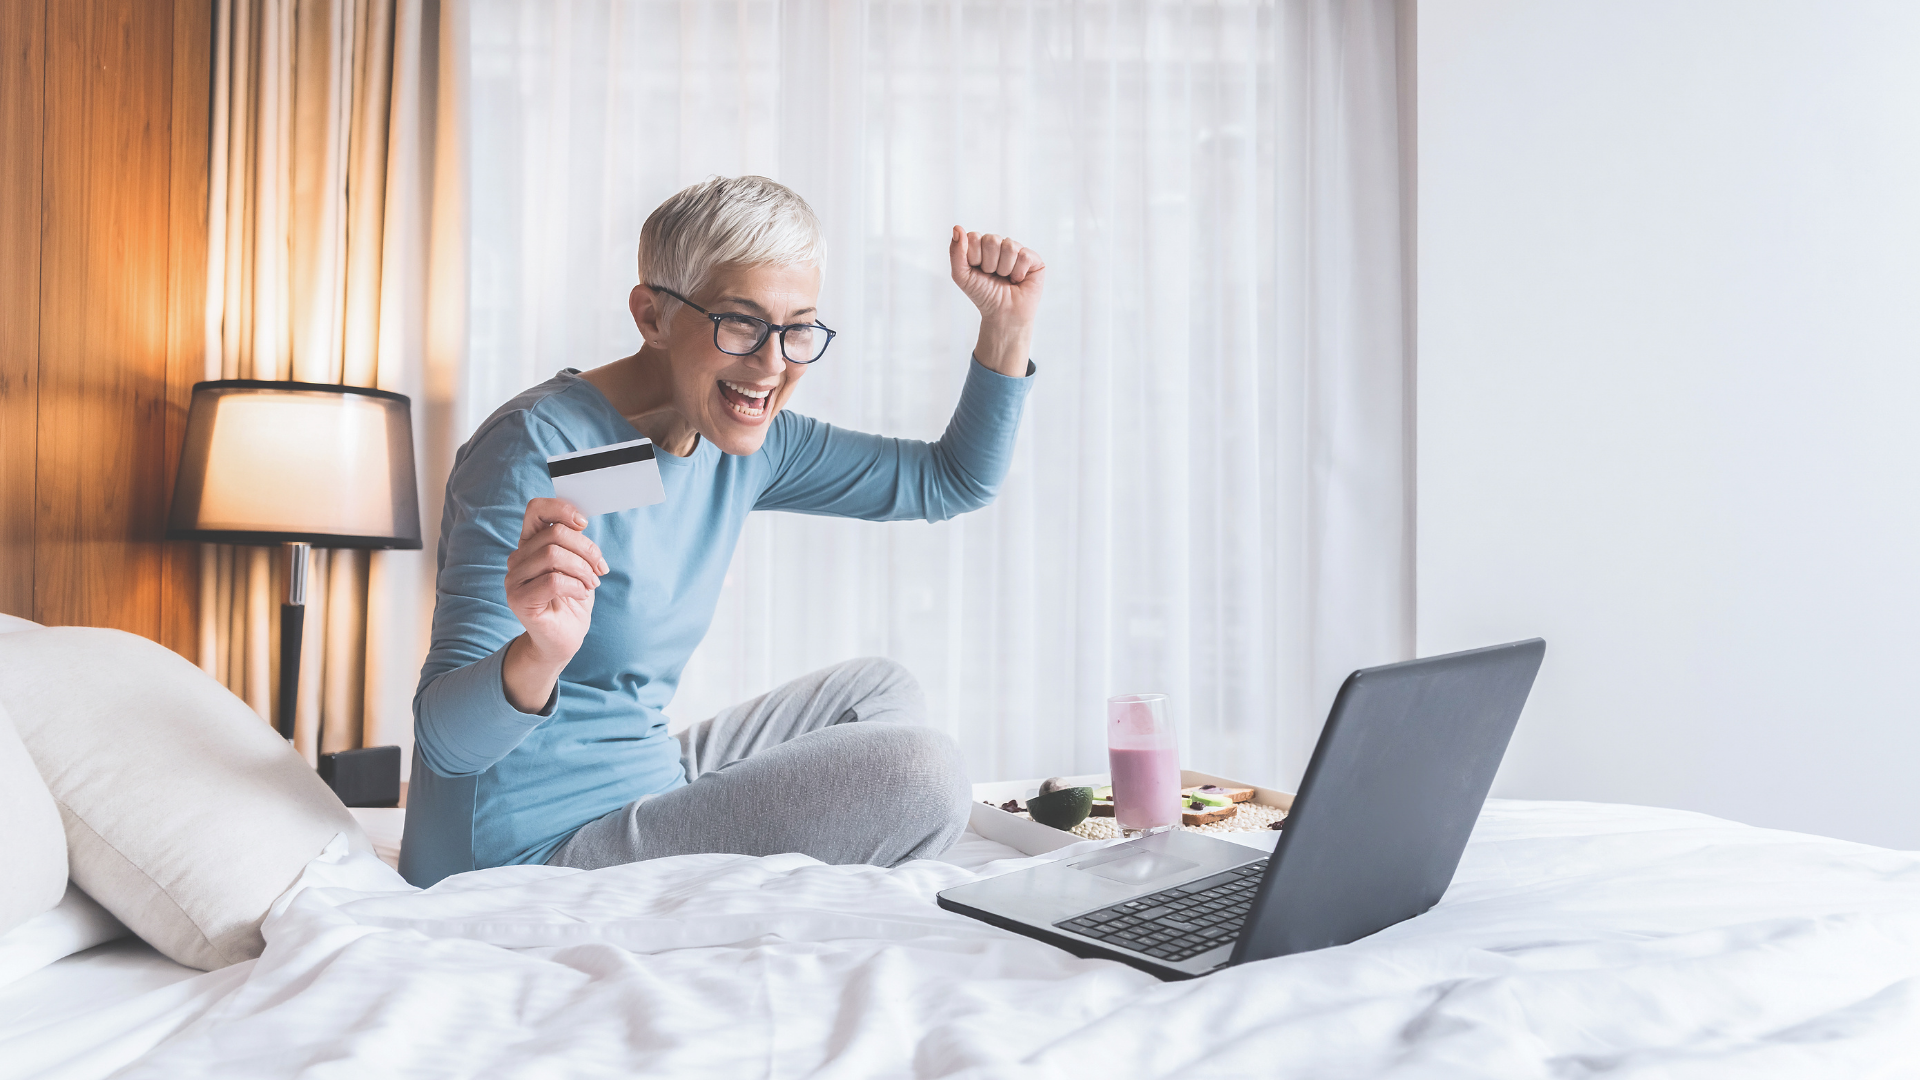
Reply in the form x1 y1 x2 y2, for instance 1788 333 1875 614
3 798 1918 1079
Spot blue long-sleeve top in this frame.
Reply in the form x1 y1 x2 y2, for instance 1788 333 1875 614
397 358 1034 886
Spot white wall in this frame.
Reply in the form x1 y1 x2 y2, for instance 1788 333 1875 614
1418 1 1920 848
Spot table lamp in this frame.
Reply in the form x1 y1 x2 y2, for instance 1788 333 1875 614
167 380 422 741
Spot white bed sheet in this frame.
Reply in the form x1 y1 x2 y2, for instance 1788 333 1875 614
0 939 197 1037
3 800 1917 1078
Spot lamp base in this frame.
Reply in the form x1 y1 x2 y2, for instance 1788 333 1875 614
277 541 310 743
277 602 303 741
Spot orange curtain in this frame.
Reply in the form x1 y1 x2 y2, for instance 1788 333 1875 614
200 0 465 766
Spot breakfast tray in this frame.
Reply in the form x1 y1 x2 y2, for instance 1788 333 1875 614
969 770 1295 857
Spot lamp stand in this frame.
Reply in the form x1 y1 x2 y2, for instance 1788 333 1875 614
277 541 310 742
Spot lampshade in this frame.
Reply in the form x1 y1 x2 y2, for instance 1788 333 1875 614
166 381 422 549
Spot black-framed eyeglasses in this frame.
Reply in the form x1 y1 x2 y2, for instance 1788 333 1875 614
647 284 837 364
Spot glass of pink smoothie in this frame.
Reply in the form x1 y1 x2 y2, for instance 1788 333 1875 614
1107 693 1181 834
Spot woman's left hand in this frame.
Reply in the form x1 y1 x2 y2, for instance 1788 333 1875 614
951 227 1045 376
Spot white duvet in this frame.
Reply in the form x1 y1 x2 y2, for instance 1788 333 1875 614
6 800 1920 1079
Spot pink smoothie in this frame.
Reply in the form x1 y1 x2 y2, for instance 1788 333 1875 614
1109 745 1182 830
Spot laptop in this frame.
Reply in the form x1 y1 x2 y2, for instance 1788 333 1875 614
936 638 1546 980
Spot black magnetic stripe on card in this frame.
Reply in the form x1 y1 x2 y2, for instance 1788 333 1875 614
546 443 656 478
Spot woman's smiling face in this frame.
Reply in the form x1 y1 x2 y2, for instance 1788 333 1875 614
639 261 822 457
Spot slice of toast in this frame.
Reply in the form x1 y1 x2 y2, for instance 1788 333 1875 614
1088 798 1243 823
1181 802 1238 826
1183 784 1255 804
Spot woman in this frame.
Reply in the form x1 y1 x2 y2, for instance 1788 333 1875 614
399 176 1044 886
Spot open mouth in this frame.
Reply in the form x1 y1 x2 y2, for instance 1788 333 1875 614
718 379 774 420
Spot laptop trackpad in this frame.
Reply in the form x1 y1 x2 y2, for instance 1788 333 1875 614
1072 847 1199 886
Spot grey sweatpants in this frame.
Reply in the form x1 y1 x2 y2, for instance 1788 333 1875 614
546 657 971 870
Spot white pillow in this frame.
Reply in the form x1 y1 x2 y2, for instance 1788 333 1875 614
0 882 129 987
0 627 369 970
0 612 43 634
0 697 66 935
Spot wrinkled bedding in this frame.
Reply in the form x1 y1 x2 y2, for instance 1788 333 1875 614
4 800 1919 1079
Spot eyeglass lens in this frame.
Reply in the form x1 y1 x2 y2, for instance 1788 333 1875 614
713 316 829 363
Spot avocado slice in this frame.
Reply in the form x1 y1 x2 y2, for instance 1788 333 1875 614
1186 790 1232 809
1026 786 1094 831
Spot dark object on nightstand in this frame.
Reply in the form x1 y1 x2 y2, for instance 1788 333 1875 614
319 745 403 808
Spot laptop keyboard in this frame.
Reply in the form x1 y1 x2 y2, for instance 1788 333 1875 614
1054 859 1268 963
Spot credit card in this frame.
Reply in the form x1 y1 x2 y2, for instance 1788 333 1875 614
545 438 666 516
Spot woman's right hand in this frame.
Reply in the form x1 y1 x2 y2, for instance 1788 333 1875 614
501 497 609 712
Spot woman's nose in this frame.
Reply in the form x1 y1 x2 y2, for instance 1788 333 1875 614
749 333 786 373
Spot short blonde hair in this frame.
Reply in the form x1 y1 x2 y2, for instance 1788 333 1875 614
638 176 824 326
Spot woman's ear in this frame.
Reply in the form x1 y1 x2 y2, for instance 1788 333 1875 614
630 284 666 347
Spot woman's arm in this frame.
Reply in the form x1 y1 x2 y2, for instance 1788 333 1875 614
413 416 606 778
753 229 1045 521
754 359 1033 521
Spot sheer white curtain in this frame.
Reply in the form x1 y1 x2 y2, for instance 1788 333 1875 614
465 0 1410 790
